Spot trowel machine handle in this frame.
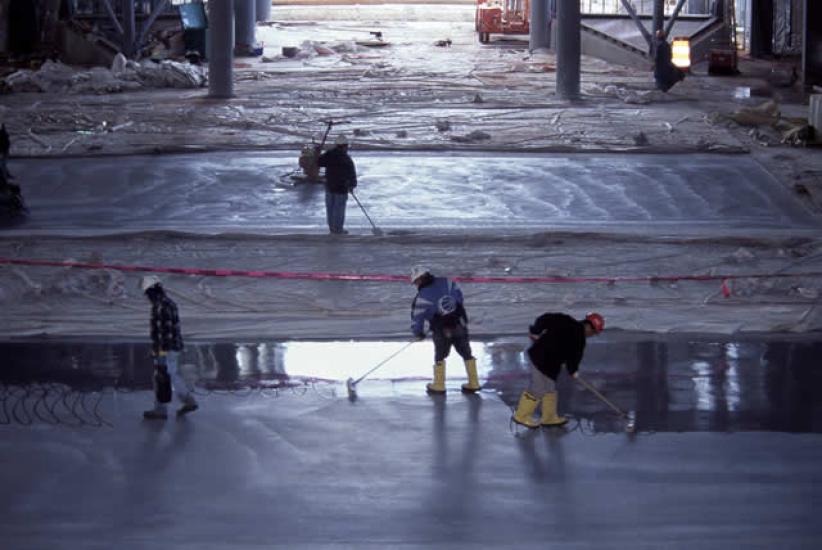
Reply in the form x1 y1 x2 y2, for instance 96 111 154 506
314 119 351 151
317 120 334 150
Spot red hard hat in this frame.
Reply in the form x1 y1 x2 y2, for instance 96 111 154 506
585 312 605 333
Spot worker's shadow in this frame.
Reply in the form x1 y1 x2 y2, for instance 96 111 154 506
424 393 483 539
120 413 195 525
515 419 568 485
294 179 322 206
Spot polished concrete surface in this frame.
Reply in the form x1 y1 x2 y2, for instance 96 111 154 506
1 335 821 548
11 153 819 235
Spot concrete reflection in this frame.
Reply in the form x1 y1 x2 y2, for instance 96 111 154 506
1 336 821 433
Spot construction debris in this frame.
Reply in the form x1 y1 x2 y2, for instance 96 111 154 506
450 130 491 143
435 119 451 132
729 100 780 127
726 101 813 147
1 59 206 94
589 84 665 105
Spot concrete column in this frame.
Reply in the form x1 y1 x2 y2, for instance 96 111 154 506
555 0 580 100
234 0 256 55
122 0 136 57
804 0 822 86
750 0 773 57
209 0 234 98
652 0 664 34
529 0 550 52
256 0 271 23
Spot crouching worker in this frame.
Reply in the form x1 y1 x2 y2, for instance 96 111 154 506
512 312 604 428
410 266 481 395
140 276 199 419
653 30 685 92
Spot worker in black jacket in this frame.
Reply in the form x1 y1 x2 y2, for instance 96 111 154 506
653 30 685 92
317 134 357 234
512 312 604 428
140 275 198 419
0 124 12 180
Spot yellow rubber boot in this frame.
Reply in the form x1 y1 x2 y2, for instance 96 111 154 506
426 361 447 394
512 391 540 428
540 392 568 427
461 358 481 394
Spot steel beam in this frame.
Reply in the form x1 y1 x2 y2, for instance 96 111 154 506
663 0 689 37
619 0 653 50
100 0 125 37
137 0 170 49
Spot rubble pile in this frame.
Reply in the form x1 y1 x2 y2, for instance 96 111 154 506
2 57 206 95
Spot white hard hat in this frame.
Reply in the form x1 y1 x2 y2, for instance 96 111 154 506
140 275 162 292
410 265 430 283
335 134 349 146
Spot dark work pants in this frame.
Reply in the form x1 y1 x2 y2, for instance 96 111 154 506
325 191 348 234
432 325 474 363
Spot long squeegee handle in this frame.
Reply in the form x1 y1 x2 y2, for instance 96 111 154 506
352 339 417 386
575 375 627 418
349 191 380 232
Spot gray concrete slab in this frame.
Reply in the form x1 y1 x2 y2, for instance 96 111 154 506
8 152 820 236
2 336 821 549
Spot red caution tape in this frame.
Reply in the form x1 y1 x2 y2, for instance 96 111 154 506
0 257 820 286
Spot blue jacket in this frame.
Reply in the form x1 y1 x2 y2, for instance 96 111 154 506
411 276 467 336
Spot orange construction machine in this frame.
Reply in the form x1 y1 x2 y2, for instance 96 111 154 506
475 0 530 43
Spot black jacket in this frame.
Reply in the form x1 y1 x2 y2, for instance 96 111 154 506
0 125 9 157
653 38 684 92
150 294 184 354
318 147 357 194
527 313 586 381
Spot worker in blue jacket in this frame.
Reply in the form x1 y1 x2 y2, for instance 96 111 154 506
410 266 480 395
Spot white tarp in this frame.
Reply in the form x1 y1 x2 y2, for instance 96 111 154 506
2 59 206 94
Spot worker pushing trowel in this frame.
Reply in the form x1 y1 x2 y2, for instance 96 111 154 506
299 119 383 236
297 119 337 183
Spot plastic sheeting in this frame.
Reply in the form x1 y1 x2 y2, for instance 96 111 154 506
1 59 207 94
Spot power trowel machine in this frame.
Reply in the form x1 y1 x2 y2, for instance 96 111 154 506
295 119 348 184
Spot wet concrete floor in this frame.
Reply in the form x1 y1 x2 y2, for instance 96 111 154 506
3 334 821 433
2 335 821 549
10 152 819 235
